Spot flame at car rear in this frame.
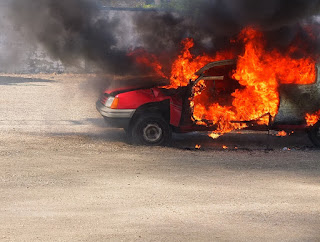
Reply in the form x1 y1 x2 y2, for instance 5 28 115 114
193 28 317 134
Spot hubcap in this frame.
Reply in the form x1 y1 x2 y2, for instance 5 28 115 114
143 123 162 143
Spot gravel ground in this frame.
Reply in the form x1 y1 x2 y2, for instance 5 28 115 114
0 74 319 241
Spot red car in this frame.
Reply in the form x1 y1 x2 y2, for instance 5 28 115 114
96 60 320 146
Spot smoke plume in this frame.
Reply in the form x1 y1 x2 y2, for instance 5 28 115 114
9 0 141 75
136 0 320 53
9 0 320 77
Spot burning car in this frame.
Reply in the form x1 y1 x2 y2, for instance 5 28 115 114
96 57 320 146
97 28 320 147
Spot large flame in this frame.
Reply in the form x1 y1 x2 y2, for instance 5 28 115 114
192 28 316 134
131 27 317 134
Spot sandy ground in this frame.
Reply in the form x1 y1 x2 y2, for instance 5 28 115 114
0 74 320 241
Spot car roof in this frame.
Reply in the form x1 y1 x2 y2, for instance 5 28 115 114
195 59 236 76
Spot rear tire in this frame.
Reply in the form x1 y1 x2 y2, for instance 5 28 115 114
308 121 320 147
131 113 172 146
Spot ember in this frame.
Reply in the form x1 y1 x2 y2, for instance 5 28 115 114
277 131 288 137
208 132 221 140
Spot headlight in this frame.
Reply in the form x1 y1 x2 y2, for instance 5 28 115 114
105 96 119 109
105 97 115 108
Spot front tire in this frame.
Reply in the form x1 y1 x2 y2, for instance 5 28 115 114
131 113 172 146
308 121 320 147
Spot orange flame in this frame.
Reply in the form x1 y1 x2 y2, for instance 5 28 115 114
192 28 316 134
277 131 288 137
168 38 235 88
208 132 221 139
130 27 317 136
128 48 167 78
306 110 320 126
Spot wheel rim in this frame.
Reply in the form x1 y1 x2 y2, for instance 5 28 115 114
143 123 163 143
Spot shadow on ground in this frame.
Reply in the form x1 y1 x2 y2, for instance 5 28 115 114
48 127 318 151
0 76 55 85
173 131 317 151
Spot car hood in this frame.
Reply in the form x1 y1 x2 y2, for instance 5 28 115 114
103 76 169 96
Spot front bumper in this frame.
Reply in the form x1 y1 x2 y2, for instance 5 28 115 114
96 101 136 128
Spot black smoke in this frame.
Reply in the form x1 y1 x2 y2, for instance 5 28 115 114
188 0 320 34
136 0 320 54
9 0 141 75
9 0 320 76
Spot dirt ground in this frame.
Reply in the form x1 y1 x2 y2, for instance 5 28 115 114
0 74 320 241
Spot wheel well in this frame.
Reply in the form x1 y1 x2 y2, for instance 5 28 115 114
129 100 170 129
